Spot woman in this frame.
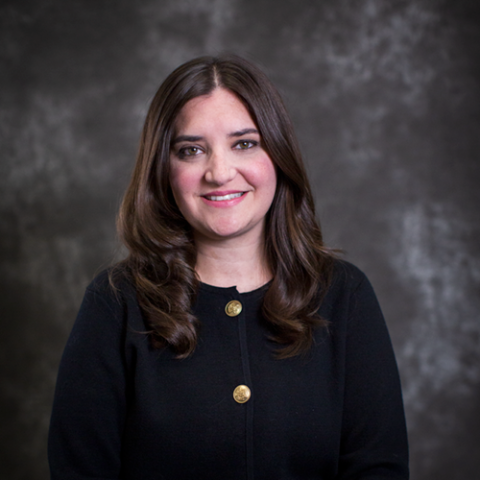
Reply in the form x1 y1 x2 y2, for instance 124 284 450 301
49 55 409 479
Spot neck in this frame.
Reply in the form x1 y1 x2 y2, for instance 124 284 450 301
194 234 271 293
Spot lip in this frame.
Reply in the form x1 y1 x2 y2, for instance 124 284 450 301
201 190 248 208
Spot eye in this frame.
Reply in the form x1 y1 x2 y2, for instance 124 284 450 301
177 146 202 158
234 140 258 150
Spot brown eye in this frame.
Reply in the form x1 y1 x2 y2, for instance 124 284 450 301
185 147 199 155
235 140 257 150
178 146 201 158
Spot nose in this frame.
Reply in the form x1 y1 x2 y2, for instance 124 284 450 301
204 151 236 185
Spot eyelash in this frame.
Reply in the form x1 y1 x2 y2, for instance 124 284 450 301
234 140 258 150
177 146 202 158
176 140 259 158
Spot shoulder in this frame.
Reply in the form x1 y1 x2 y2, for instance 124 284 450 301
329 258 369 293
320 259 381 322
84 266 136 306
74 266 143 332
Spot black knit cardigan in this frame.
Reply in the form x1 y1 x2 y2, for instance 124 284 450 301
49 260 409 479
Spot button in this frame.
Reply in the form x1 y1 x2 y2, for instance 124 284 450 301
225 300 242 317
233 385 251 404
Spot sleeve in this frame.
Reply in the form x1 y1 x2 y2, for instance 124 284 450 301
48 283 128 480
337 274 409 479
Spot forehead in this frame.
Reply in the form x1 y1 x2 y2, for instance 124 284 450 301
174 88 256 133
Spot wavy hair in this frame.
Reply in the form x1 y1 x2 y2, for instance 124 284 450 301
115 55 335 358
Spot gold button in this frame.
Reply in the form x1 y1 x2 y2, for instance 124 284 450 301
225 300 242 317
233 385 251 404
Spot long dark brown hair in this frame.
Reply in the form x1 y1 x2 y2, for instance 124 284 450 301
115 55 335 358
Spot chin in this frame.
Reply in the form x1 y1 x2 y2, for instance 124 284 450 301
208 228 246 240
197 223 253 242
191 216 265 243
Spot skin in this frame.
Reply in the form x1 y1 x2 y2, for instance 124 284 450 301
169 88 277 292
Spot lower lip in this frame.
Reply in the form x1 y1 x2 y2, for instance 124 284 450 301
201 193 247 208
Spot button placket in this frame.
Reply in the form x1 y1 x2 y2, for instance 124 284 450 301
220 290 255 479
225 298 252 404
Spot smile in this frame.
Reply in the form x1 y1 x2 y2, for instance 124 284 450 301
204 192 245 201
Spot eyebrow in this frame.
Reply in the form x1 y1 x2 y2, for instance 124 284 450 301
171 128 260 145
228 128 259 138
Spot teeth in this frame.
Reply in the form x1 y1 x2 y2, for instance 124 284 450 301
206 192 244 201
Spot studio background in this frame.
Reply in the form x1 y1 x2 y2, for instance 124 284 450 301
1 0 479 479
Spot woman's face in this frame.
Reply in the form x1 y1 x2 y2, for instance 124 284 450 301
169 88 277 244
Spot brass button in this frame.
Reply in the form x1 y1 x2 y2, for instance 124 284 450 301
233 385 251 404
225 300 242 317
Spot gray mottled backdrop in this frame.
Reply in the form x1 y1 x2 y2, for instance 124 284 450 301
1 0 479 478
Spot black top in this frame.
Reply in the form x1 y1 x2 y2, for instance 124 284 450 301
48 260 409 479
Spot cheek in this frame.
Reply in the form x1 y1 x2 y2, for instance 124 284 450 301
248 155 277 197
169 164 199 207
